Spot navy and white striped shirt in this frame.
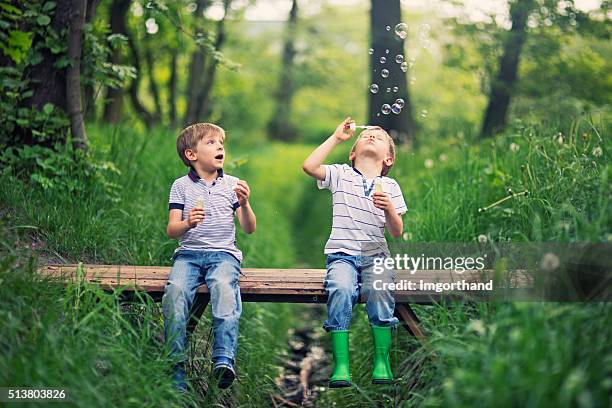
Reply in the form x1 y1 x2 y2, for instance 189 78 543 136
168 169 242 261
317 164 407 256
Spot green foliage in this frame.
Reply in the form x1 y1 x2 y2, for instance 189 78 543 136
82 22 137 91
0 65 69 146
0 1 136 148
0 144 121 201
412 302 612 407
396 117 609 243
444 0 611 133
0 0 32 64
0 226 188 406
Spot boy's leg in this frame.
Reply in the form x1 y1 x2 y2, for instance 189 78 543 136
323 254 359 388
162 251 205 389
361 257 399 327
323 255 359 332
203 252 242 362
361 257 398 384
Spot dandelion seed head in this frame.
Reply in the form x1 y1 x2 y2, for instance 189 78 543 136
467 319 486 335
477 234 487 243
540 252 560 272
510 143 520 152
424 159 434 169
592 146 602 157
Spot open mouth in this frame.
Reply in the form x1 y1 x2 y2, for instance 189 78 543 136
215 154 224 160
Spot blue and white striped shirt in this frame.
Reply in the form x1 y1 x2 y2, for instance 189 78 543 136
317 164 407 256
168 169 242 262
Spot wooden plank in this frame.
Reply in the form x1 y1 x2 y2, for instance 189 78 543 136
38 264 530 305
395 304 426 338
40 264 525 283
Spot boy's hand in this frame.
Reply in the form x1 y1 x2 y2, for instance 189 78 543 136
187 207 205 228
332 117 355 142
372 191 395 212
234 180 251 206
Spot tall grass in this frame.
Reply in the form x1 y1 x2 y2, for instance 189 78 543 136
1 115 609 407
0 123 316 406
314 117 610 407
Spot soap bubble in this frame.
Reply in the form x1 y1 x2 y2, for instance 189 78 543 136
408 56 416 67
393 86 398 92
379 56 386 64
386 87 391 92
420 109 428 118
400 62 408 72
381 69 389 78
395 23 408 39
369 84 379 94
395 98 405 108
368 48 374 55
395 54 404 64
381 104 391 114
385 49 389 54
391 103 402 114
420 39 431 49
386 25 391 31
409 76 416 84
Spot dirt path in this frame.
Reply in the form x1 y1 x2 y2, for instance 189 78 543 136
273 304 328 407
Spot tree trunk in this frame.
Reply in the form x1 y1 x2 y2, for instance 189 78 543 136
184 0 209 126
67 0 88 151
17 0 72 147
480 0 534 138
196 0 231 121
144 38 163 122
168 49 178 127
369 0 416 144
83 0 100 121
103 0 130 123
126 26 156 127
268 0 298 141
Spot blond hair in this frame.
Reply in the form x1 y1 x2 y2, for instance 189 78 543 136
350 127 396 176
176 123 225 167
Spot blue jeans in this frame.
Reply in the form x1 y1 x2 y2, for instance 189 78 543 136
162 250 242 369
323 252 399 331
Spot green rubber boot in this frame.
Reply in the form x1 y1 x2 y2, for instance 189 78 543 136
329 330 351 388
371 325 393 384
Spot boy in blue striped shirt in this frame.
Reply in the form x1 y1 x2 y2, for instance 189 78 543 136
163 123 256 391
302 117 407 387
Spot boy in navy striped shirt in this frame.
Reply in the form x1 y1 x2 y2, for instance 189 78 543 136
303 117 406 388
163 123 256 391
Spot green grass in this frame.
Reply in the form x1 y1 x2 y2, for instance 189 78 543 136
0 115 610 407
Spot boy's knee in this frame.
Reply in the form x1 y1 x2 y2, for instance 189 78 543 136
162 280 191 313
326 278 357 299
210 286 240 318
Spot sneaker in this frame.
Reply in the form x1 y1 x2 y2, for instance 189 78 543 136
212 357 236 389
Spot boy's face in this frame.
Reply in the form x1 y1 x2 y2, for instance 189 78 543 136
349 130 394 168
184 133 225 171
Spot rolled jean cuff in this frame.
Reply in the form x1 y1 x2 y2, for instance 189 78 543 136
322 323 350 332
212 349 235 360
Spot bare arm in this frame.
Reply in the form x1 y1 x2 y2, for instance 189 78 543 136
384 210 404 238
167 208 204 239
302 117 355 180
235 180 256 234
372 192 404 238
